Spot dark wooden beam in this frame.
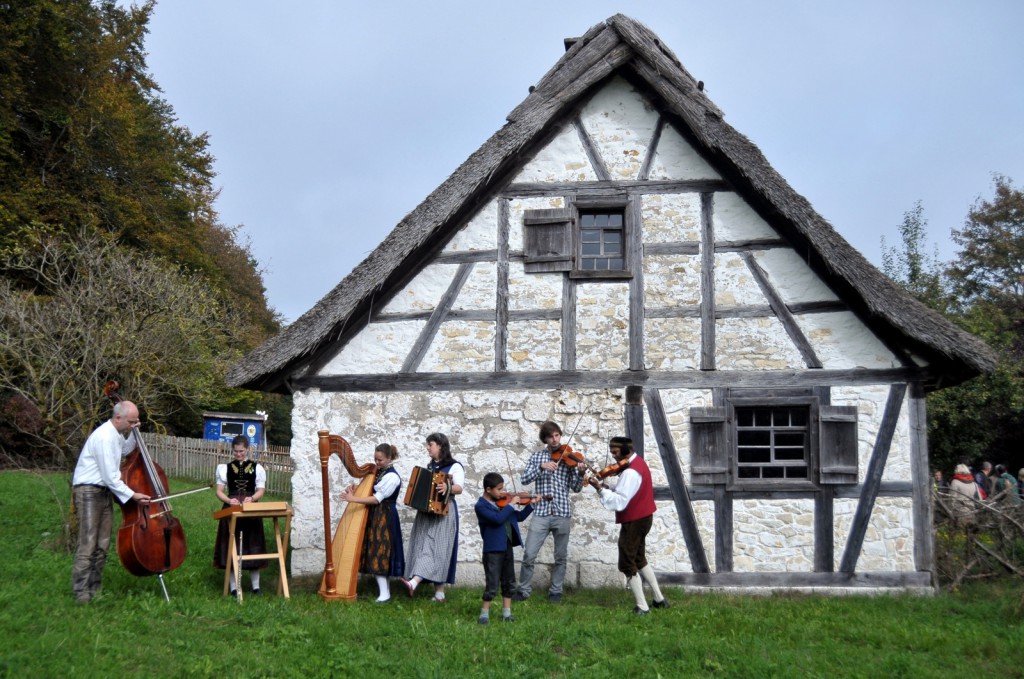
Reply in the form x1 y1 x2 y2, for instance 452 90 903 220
637 116 666 181
714 485 733 572
628 198 645 370
503 179 730 198
815 487 835 572
561 272 577 371
574 114 611 181
400 262 474 373
700 192 716 371
495 199 510 373
908 382 934 578
645 388 710 573
298 368 928 393
839 384 906 573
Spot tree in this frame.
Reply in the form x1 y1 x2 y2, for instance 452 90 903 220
928 176 1024 476
0 0 290 449
0 231 245 466
881 200 948 311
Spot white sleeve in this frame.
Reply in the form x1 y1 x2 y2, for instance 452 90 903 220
449 462 466 488
255 463 267 490
373 472 400 502
598 467 641 512
215 464 229 486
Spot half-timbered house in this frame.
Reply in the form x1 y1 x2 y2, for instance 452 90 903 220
228 15 995 592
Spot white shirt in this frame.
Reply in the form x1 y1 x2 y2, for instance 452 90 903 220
215 462 267 490
372 469 401 503
72 421 137 503
597 454 642 512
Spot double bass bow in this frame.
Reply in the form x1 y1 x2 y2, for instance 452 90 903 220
104 381 188 597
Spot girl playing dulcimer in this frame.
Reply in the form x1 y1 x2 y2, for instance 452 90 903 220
213 435 268 596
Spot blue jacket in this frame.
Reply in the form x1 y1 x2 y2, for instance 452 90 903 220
474 497 533 553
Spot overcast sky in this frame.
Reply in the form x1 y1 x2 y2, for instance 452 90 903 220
140 1 1024 324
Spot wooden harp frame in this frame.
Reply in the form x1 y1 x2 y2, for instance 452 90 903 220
317 430 376 601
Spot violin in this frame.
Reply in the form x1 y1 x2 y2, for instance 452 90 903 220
104 381 187 577
496 491 552 508
584 458 630 491
549 444 585 468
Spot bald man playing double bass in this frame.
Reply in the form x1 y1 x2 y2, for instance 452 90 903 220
71 401 151 603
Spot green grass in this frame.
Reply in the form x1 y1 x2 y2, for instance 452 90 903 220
0 471 1021 678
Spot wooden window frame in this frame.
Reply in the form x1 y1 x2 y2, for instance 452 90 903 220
689 392 858 490
522 196 634 280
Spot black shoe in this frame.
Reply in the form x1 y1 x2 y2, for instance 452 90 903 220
502 615 515 623
652 598 670 609
511 592 528 602
229 589 237 597
251 588 261 596
477 616 489 625
632 605 650 615
547 593 562 604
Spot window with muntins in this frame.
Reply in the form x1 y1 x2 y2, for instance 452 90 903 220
735 406 809 480
578 209 624 271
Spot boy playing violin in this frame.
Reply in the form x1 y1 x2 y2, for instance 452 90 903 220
587 436 669 614
474 473 534 624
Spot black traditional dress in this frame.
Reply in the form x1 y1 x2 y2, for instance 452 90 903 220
213 460 268 570
359 466 405 577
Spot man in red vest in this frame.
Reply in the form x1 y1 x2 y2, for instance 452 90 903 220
589 436 669 614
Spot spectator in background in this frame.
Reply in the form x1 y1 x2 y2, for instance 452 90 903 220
948 464 983 517
932 470 948 492
991 464 1020 506
973 461 992 499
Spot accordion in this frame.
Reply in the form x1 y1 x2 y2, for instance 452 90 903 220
403 466 452 516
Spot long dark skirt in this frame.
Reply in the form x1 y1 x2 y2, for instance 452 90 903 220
359 500 405 577
213 508 268 571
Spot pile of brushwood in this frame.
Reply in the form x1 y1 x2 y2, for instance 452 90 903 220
933 486 1023 606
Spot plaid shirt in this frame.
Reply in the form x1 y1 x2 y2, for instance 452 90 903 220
521 448 584 518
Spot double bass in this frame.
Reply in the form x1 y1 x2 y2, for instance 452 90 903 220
104 382 187 585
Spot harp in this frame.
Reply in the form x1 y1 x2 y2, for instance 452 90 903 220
317 430 376 601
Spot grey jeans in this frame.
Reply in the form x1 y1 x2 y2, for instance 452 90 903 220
516 514 571 597
72 485 114 601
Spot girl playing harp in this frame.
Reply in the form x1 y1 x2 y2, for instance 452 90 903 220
339 443 406 602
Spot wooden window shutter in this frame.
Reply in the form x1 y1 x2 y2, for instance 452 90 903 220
689 407 728 485
523 208 574 273
819 405 858 484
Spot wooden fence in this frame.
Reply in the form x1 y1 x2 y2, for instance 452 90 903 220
141 433 293 498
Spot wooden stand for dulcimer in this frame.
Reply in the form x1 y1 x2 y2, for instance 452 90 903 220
213 501 292 603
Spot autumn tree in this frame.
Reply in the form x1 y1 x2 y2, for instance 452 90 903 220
881 201 948 312
928 175 1024 475
0 0 289 454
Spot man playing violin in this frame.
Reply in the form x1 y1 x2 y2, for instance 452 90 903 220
513 420 584 604
587 436 669 615
474 473 534 624
71 401 151 603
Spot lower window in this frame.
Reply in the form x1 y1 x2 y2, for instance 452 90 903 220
735 406 809 480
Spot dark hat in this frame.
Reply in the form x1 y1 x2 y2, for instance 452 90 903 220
609 436 633 453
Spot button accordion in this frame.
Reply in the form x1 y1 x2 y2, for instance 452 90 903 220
403 466 452 515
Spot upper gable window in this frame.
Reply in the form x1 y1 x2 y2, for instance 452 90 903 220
579 209 624 271
522 197 632 279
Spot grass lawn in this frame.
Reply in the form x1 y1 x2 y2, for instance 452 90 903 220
0 471 1021 678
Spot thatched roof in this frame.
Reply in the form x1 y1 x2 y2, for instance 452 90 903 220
228 14 996 393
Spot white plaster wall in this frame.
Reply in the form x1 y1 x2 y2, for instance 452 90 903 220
832 385 912 483
795 312 900 369
576 282 630 370
644 317 702 370
506 320 562 371
734 499 816 572
752 248 840 304
642 193 703 243
579 77 660 180
644 254 701 307
419 320 495 373
715 317 807 370
320 320 425 374
507 260 563 312
451 262 496 311
714 192 777 241
715 251 767 306
649 124 721 181
381 262 456 314
513 124 598 183
834 498 915 571
443 200 497 252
